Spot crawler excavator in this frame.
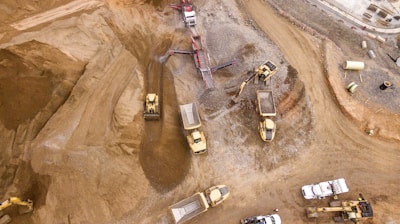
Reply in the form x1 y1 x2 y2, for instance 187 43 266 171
306 194 373 223
232 61 277 103
0 197 33 224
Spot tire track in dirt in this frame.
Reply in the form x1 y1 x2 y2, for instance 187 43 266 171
140 57 191 193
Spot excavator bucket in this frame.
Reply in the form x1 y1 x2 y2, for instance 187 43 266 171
306 207 319 218
18 200 33 214
18 206 33 214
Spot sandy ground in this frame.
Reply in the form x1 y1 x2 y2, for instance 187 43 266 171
0 0 399 224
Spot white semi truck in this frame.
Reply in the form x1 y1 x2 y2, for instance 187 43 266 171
169 185 230 224
256 90 277 142
179 102 207 154
302 178 349 200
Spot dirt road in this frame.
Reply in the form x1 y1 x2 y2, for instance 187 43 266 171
11 0 104 31
0 0 399 224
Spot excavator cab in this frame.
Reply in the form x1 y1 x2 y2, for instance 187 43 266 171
255 61 277 83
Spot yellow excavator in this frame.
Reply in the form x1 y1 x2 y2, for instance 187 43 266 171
232 61 277 103
0 197 33 224
307 194 373 223
0 197 33 213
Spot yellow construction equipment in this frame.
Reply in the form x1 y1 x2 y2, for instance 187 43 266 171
232 61 277 103
144 93 161 120
254 61 277 83
0 197 33 214
306 194 373 223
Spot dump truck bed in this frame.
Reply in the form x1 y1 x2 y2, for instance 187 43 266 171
256 90 276 117
169 192 209 224
179 103 201 130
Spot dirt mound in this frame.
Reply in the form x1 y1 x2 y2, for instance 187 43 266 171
0 40 85 211
0 0 73 24
0 40 85 130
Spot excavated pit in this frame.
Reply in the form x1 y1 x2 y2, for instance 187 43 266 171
0 40 85 220
109 21 191 192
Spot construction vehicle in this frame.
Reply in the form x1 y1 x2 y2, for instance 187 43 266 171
255 61 277 83
143 93 160 120
256 90 277 142
232 61 277 103
170 0 196 27
0 197 33 214
0 197 33 223
179 102 206 154
241 213 281 224
169 185 230 224
302 178 349 200
307 194 373 223
168 0 237 89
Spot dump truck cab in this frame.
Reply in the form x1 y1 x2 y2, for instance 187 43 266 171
187 129 207 154
204 185 230 207
258 118 276 142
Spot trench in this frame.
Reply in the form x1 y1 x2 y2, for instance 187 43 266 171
136 38 190 192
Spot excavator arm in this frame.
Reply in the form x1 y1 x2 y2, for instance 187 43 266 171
0 197 33 214
232 71 256 103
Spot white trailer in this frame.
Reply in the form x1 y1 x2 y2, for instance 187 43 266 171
302 178 349 200
179 102 207 154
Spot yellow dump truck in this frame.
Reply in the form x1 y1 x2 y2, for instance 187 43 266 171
179 102 207 154
256 90 277 142
169 185 230 224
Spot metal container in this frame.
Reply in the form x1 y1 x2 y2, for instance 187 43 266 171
376 36 386 43
367 33 376 39
347 82 358 93
361 40 367 49
343 61 365 70
379 81 392 90
368 50 376 59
